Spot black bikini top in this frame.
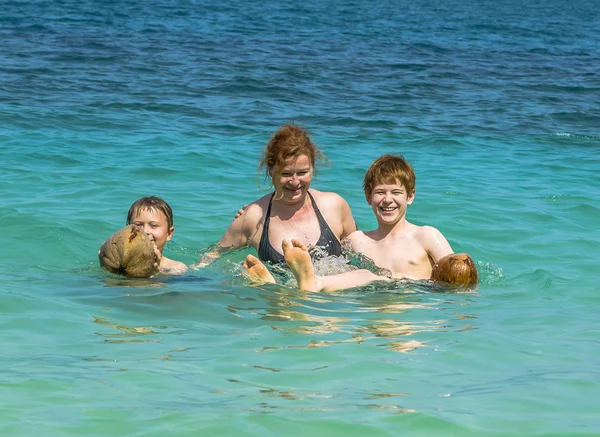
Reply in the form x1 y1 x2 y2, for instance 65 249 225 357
257 191 342 264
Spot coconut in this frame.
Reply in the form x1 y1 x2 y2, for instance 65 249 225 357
98 225 157 278
430 253 478 287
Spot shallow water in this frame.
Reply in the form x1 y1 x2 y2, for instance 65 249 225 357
1 0 600 435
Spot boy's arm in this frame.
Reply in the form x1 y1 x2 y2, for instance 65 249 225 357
160 257 189 275
420 226 454 263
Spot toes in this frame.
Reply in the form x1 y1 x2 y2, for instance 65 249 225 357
291 239 306 250
246 254 259 266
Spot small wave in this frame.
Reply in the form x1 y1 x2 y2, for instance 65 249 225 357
512 268 570 289
565 203 600 215
550 132 600 141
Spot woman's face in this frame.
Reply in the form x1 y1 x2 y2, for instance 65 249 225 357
272 154 313 204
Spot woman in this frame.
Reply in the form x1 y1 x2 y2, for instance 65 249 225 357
198 124 356 266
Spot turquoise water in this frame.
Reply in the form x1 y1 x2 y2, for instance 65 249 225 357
2 1 600 435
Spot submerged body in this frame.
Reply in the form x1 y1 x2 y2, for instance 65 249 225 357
99 196 188 278
127 201 188 275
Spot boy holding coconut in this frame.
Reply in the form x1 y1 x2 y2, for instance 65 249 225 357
98 196 188 277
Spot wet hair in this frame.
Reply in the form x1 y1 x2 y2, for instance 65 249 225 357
126 196 174 228
363 154 416 201
258 124 327 184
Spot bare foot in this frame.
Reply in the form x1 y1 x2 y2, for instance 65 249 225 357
243 255 276 284
282 239 318 291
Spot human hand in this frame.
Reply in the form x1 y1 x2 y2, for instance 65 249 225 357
193 251 219 269
234 204 248 220
145 235 162 274
153 244 162 272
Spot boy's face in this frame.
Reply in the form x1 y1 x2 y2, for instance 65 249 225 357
367 181 415 225
129 207 174 253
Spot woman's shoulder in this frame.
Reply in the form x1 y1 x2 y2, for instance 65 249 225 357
236 193 272 223
309 189 347 205
248 192 272 210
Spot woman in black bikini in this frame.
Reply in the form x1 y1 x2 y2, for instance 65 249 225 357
197 123 356 267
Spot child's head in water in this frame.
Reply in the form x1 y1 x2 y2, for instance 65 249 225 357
126 196 174 254
99 196 188 277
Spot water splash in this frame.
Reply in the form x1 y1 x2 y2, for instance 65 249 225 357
476 261 505 285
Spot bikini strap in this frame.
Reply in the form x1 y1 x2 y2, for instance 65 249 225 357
258 192 276 248
264 192 275 221
307 191 327 228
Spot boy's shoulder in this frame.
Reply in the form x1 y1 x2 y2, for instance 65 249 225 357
346 224 445 246
160 257 188 275
345 229 366 241
343 230 376 249
414 224 446 241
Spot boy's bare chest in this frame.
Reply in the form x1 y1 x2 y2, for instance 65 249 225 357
358 235 431 278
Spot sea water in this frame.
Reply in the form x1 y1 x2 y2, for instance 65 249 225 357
1 0 599 435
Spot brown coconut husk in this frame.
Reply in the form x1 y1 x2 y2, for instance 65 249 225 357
98 225 158 278
430 253 478 287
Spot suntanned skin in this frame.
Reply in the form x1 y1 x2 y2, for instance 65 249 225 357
198 154 356 267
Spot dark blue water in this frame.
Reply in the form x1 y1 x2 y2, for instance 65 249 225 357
2 0 599 136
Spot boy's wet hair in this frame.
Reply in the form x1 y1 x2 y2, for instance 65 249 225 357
126 196 174 228
363 154 416 200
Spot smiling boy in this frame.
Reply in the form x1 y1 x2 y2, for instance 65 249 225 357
342 154 453 279
126 196 188 275
244 155 456 291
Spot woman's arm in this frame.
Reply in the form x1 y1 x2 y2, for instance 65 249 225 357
195 214 251 268
338 197 357 239
195 200 268 268
313 190 357 241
